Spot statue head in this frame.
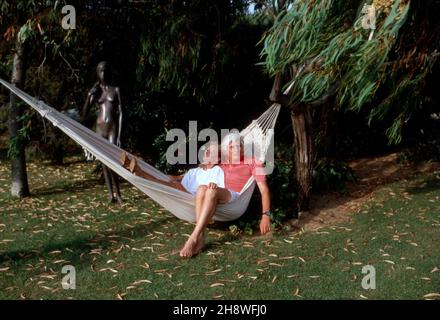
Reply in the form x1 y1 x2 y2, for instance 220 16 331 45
96 61 110 83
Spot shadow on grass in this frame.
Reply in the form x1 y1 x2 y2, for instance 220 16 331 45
406 174 440 195
31 178 103 197
0 215 176 269
204 233 242 252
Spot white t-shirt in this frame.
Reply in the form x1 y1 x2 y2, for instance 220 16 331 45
181 166 225 195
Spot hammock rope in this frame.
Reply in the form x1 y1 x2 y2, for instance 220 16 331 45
1 78 281 222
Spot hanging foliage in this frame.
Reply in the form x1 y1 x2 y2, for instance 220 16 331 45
259 0 439 144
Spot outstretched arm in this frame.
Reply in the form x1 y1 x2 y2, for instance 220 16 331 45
116 87 123 147
256 180 271 234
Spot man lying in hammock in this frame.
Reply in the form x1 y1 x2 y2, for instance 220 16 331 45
120 132 271 258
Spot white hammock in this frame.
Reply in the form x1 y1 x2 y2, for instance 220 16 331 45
0 78 281 222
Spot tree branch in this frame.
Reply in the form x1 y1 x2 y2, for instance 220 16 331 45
58 52 79 81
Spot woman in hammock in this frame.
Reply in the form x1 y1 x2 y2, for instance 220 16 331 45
120 142 225 195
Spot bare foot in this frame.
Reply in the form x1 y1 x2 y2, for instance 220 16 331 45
129 157 138 173
179 236 198 258
179 234 205 258
120 152 130 168
193 234 205 255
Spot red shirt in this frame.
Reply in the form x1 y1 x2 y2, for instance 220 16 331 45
220 158 266 193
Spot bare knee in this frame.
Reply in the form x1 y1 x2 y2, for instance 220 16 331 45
205 188 219 200
195 185 208 201
196 185 208 196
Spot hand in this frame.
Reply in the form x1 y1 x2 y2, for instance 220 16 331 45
116 138 121 147
260 215 271 235
208 183 218 189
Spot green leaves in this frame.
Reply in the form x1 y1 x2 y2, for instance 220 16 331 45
260 0 337 75
260 0 422 145
17 20 36 43
0 1 10 13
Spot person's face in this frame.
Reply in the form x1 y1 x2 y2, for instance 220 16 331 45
202 144 219 164
228 141 242 163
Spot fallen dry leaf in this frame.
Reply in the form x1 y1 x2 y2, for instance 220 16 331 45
210 283 225 288
269 263 282 267
132 279 152 285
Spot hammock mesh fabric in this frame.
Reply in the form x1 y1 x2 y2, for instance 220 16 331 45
1 78 280 222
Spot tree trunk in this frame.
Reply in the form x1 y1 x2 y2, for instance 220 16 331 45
269 72 314 213
8 40 30 197
291 107 313 213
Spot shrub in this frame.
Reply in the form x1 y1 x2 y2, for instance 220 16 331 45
312 158 357 192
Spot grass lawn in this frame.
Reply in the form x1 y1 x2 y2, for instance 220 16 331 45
0 155 439 300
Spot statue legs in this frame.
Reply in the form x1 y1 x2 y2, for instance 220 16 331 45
98 127 123 204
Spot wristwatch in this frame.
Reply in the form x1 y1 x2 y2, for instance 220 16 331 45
262 211 273 218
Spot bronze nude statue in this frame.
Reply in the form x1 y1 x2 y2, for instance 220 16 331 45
82 61 123 204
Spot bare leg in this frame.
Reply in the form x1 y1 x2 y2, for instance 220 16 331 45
109 132 123 204
193 185 208 254
180 188 231 258
129 157 188 192
111 173 122 203
195 185 207 221
102 165 115 203
96 127 116 203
